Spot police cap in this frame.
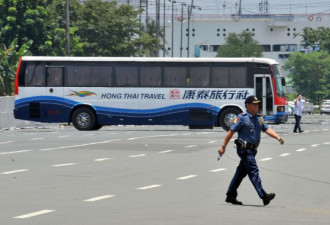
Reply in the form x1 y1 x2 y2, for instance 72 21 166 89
245 95 261 104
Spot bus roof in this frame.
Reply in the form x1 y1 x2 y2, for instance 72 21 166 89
21 56 278 65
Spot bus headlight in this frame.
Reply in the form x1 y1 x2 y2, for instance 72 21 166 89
277 106 285 112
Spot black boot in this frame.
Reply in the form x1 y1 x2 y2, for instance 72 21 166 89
225 196 243 205
263 193 275 206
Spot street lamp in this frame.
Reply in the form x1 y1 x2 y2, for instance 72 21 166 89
169 0 176 57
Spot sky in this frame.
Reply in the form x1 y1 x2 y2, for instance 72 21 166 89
124 0 330 15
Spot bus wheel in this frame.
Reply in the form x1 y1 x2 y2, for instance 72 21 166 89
72 107 96 131
219 108 241 131
92 124 103 130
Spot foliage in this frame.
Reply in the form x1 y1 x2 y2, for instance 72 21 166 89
41 0 83 56
216 31 263 57
283 51 330 104
299 27 330 52
0 38 32 96
0 0 49 55
75 0 161 56
0 0 161 57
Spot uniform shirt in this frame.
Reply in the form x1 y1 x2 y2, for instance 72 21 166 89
230 110 269 146
293 99 305 116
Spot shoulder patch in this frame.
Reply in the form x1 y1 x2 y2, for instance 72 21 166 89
233 117 239 124
241 112 247 116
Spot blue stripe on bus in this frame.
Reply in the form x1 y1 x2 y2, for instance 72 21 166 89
14 96 221 124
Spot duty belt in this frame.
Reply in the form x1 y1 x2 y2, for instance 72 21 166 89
235 139 258 150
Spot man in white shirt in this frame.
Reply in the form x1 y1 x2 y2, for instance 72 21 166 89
293 94 306 133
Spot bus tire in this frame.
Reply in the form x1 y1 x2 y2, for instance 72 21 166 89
72 107 96 131
219 108 242 131
92 124 103 130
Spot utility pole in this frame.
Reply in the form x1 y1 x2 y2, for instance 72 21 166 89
180 3 186 57
65 0 70 56
186 2 201 58
146 0 149 33
163 0 166 57
169 0 176 57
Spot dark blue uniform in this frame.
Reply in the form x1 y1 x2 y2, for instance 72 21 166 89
226 110 269 199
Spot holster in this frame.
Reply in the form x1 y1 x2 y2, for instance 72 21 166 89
235 139 247 155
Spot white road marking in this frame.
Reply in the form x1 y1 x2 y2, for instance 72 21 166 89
52 163 76 167
83 133 95 136
58 135 70 138
0 150 32 155
259 157 272 162
84 195 115 202
31 138 44 141
185 145 197 148
159 150 174 154
279 153 291 157
296 148 307 152
323 129 328 131
311 144 320 147
176 175 198 180
209 168 227 172
136 184 162 190
94 158 113 162
208 140 218 144
313 130 319 132
0 141 14 145
13 210 55 219
129 154 146 158
127 134 178 140
323 142 330 145
1 169 29 175
39 139 121 151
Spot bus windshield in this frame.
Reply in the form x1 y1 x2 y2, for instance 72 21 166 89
272 65 286 97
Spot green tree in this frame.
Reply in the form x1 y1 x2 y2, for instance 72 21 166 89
299 27 330 52
0 38 32 96
283 51 330 104
75 0 161 56
41 0 83 56
0 0 49 55
216 31 263 57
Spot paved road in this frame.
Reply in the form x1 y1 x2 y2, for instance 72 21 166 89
1 116 330 225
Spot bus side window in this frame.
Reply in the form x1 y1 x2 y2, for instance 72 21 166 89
188 67 210 87
115 66 139 87
66 64 92 87
228 67 247 88
140 66 162 87
46 67 64 87
211 67 229 88
164 67 187 87
92 65 113 87
25 63 45 87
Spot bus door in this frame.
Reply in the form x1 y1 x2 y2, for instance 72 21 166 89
254 75 274 116
44 66 65 121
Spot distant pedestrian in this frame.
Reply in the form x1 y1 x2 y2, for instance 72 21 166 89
293 94 306 133
218 96 284 206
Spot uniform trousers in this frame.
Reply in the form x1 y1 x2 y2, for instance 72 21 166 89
226 147 267 199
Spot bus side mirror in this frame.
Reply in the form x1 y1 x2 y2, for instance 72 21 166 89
281 77 286 86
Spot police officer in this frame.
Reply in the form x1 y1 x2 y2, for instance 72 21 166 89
218 96 284 206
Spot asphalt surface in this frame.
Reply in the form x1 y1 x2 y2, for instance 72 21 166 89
1 115 330 225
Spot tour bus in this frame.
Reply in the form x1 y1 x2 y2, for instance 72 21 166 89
14 57 288 131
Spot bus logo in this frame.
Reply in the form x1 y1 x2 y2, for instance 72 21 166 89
170 89 180 99
68 90 97 97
